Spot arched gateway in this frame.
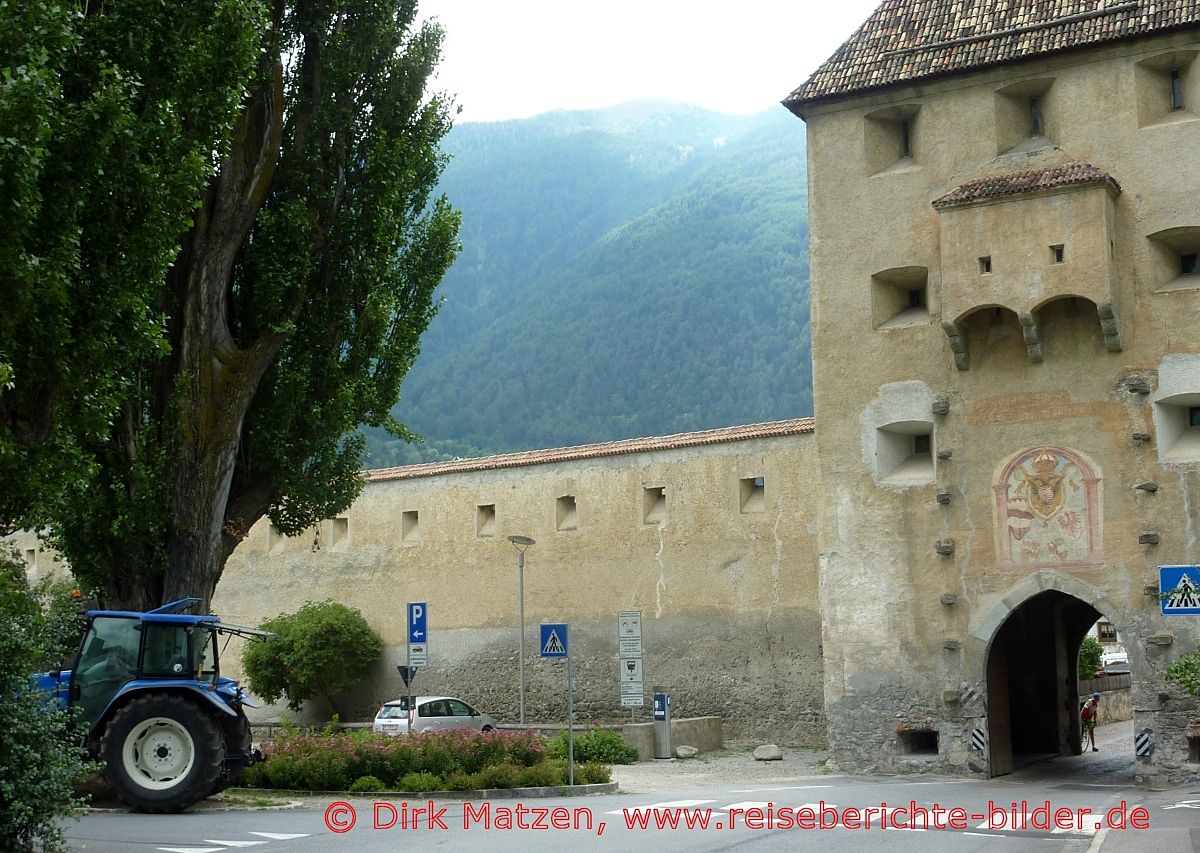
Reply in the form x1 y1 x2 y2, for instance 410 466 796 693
969 572 1126 776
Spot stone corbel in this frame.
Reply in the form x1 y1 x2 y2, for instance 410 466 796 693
1097 300 1123 352
941 321 968 370
1018 313 1043 363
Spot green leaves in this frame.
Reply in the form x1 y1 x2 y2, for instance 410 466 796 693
242 600 382 712
1165 645 1200 696
1078 634 1103 680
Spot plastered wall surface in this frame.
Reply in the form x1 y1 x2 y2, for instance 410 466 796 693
800 32 1200 783
213 431 827 741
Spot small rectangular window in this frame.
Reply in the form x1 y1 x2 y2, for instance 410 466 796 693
1171 68 1184 111
1189 406 1200 428
1029 96 1043 135
332 517 349 546
476 504 496 537
1182 253 1198 274
906 287 925 309
913 434 931 455
401 510 420 543
642 486 666 525
900 120 912 158
1051 244 1065 264
979 256 992 275
739 476 765 513
23 548 36 568
556 495 578 531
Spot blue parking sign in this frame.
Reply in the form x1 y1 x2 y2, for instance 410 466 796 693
408 601 428 642
1160 566 1200 615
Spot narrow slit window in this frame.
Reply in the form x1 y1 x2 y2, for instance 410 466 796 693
1051 244 1065 264
979 256 992 275
556 495 578 531
401 510 420 543
476 504 496 537
739 476 766 513
1182 253 1198 275
643 486 667 524
1171 68 1184 111
900 120 912 158
906 287 925 309
1029 96 1043 135
1189 406 1200 428
913 434 931 456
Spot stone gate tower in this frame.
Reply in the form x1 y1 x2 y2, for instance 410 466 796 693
786 0 1200 785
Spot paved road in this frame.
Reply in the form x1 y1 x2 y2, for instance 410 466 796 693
64 722 1199 853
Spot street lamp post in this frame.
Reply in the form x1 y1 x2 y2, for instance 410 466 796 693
507 535 535 725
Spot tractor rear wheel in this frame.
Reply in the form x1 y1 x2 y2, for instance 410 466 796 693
101 694 223 812
211 708 253 794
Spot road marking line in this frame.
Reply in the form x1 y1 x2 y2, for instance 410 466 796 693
203 842 268 848
605 799 716 815
730 785 834 793
720 802 773 811
157 848 226 853
962 832 1005 838
248 832 311 840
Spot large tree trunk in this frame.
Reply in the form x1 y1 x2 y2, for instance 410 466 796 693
161 55 286 611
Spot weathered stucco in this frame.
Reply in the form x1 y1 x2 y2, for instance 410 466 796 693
213 430 826 742
800 30 1200 784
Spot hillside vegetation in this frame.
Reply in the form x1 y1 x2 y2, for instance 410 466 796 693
367 102 813 466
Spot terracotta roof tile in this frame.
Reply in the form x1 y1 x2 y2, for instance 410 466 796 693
931 161 1120 207
367 418 815 482
786 0 1200 109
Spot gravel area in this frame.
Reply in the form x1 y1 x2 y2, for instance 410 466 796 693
610 740 833 793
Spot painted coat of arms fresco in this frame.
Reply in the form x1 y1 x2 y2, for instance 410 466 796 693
993 446 1102 568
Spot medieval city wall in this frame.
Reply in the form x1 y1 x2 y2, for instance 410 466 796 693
213 424 828 742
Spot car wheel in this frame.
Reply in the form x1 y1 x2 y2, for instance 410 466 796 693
481 724 494 733
101 694 223 813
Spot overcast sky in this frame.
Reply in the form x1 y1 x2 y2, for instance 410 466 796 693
418 1 883 123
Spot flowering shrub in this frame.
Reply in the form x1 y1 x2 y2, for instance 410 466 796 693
244 728 570 791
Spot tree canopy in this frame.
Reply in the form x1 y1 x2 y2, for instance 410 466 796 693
2 0 460 609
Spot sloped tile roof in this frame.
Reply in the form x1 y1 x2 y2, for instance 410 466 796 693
932 161 1121 207
367 418 815 482
786 0 1200 109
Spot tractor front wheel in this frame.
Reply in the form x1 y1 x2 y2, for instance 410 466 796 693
101 694 223 812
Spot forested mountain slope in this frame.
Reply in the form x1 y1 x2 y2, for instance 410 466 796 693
366 102 813 466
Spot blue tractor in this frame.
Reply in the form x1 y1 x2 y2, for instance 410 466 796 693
35 597 267 812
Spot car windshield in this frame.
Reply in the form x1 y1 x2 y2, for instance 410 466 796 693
378 705 407 718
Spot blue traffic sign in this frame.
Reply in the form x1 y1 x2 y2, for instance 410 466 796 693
540 623 568 658
408 601 428 642
1160 566 1200 615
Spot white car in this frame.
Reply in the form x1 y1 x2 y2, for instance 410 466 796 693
372 695 497 736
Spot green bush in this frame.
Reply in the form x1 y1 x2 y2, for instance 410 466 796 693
396 771 444 793
517 761 564 787
348 775 386 793
1078 635 1104 680
242 600 382 712
1166 644 1200 695
246 729 553 792
442 770 481 791
548 727 637 764
475 762 521 789
576 762 612 784
0 558 96 852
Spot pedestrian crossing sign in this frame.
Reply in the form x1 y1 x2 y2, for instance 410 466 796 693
540 623 569 658
1160 566 1200 615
